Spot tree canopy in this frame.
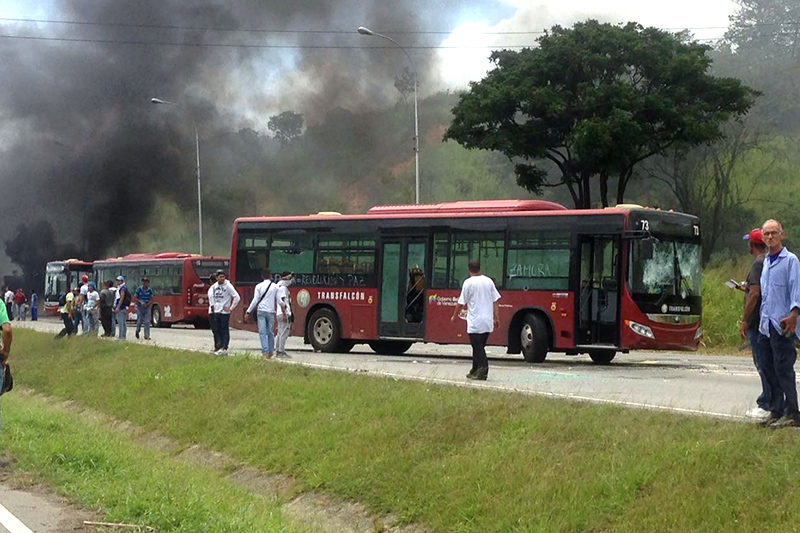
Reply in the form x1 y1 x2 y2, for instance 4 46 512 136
444 20 759 208
268 111 304 145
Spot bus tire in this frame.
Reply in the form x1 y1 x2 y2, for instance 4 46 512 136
151 305 171 328
368 340 413 355
589 351 616 365
520 313 549 363
308 308 343 352
336 340 356 353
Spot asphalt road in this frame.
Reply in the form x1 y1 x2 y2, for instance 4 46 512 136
18 318 766 420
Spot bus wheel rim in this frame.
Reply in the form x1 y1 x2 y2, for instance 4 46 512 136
314 317 333 344
521 323 533 350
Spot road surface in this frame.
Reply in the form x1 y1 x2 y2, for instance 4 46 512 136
18 318 765 420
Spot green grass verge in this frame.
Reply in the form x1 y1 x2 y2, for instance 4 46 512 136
1 392 304 532
702 258 752 350
10 329 800 532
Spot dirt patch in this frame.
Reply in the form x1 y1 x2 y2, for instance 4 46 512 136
227 467 297 501
176 443 238 472
285 492 379 533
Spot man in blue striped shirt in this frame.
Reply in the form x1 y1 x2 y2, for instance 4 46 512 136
757 219 800 428
134 277 154 340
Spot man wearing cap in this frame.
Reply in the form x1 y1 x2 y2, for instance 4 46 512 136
83 281 101 336
740 228 770 419
55 286 75 339
207 274 220 352
757 219 800 428
134 277 154 340
113 276 129 340
208 270 240 355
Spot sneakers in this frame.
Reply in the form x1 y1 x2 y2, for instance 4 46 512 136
746 407 772 419
274 352 291 359
467 367 488 381
135 331 140 339
759 412 784 427
769 415 800 429
218 349 228 356
263 352 274 360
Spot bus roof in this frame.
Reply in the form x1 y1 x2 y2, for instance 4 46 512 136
94 252 227 264
234 200 695 224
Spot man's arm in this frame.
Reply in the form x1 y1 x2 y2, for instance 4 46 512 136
740 284 761 338
229 284 241 310
780 256 800 333
1 323 11 366
493 299 500 329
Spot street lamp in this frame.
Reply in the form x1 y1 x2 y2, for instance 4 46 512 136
358 26 420 204
150 97 204 255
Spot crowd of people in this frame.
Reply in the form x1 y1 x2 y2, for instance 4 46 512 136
2 287 38 322
740 219 800 429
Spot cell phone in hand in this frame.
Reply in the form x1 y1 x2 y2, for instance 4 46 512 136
724 279 740 290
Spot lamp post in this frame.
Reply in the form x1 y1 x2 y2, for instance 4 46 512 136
358 26 420 204
150 97 203 255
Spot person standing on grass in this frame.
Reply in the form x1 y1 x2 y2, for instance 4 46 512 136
55 287 75 339
99 280 114 337
30 289 38 321
207 274 220 353
740 228 770 420
245 269 279 359
757 219 800 428
83 282 100 336
133 277 153 340
450 258 501 381
209 270 240 356
113 276 129 340
0 298 13 434
275 271 294 359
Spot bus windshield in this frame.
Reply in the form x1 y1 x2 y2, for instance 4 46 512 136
192 260 229 280
629 240 701 299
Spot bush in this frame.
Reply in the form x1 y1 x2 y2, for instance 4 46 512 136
701 257 751 350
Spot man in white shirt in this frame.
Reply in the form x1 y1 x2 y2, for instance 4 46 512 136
275 271 294 359
3 288 13 321
208 270 241 356
245 269 279 359
451 259 501 381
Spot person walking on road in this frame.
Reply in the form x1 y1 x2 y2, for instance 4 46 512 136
451 258 501 381
55 287 75 339
29 289 38 321
133 277 153 340
84 282 100 336
245 270 279 359
113 276 130 340
206 274 220 352
740 228 770 419
99 280 114 337
275 272 294 358
757 219 800 428
209 270 240 356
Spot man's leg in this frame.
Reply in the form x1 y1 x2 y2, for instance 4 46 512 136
209 313 220 351
277 317 290 356
143 307 151 339
265 313 276 355
257 313 269 354
476 332 489 371
747 329 771 410
468 334 481 375
117 310 127 339
57 312 71 338
759 332 784 417
770 329 799 420
218 314 230 350
82 308 89 332
135 307 143 337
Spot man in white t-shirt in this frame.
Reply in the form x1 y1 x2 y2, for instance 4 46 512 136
209 270 241 356
451 258 501 381
244 269 279 359
275 271 294 359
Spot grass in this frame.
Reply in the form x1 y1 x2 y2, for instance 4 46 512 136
701 257 753 351
9 329 800 532
0 392 305 533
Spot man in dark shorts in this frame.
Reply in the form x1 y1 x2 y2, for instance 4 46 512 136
740 228 769 419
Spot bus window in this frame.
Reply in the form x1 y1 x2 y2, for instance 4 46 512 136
316 234 375 275
270 235 314 275
449 233 504 288
432 233 448 288
506 232 571 290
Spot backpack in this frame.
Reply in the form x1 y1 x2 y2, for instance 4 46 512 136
121 287 132 307
58 293 67 307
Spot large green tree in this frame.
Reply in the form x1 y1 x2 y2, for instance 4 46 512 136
445 20 759 208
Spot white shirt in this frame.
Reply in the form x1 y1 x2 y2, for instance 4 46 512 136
85 290 100 310
4 291 12 304
246 279 279 315
209 281 241 314
457 274 501 334
276 280 292 317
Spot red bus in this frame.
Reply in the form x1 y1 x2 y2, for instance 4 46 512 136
44 259 94 315
229 200 701 364
93 253 229 328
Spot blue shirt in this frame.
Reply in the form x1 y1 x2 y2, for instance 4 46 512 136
134 286 153 307
759 247 800 338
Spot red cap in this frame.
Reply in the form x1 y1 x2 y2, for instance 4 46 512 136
744 228 764 245
81 275 89 282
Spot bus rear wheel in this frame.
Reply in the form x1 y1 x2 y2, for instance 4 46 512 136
151 305 171 328
308 308 344 352
589 351 616 365
368 340 412 355
520 313 549 363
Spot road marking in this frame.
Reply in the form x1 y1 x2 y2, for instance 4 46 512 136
0 501 34 533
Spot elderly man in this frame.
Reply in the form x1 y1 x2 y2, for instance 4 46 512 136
757 219 800 428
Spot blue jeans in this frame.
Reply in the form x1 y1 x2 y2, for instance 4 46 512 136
81 307 89 332
758 325 798 417
73 309 82 332
136 305 151 338
116 309 127 339
747 328 771 410
214 313 230 350
257 312 276 354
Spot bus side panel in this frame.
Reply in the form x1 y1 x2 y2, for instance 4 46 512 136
291 287 378 340
424 289 575 349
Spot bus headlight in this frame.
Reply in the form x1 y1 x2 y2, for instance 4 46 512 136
626 320 654 339
694 326 703 340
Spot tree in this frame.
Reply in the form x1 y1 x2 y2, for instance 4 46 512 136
444 20 759 208
394 67 416 103
268 111 304 146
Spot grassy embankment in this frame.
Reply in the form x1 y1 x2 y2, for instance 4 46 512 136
6 329 800 532
701 257 756 352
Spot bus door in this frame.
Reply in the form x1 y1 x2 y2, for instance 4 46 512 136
379 239 428 338
576 235 620 346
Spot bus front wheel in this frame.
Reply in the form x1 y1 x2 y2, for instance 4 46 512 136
151 305 171 328
368 341 412 355
589 351 616 365
520 313 549 363
308 308 343 352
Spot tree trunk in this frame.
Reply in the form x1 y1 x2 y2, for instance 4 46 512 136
599 172 609 208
